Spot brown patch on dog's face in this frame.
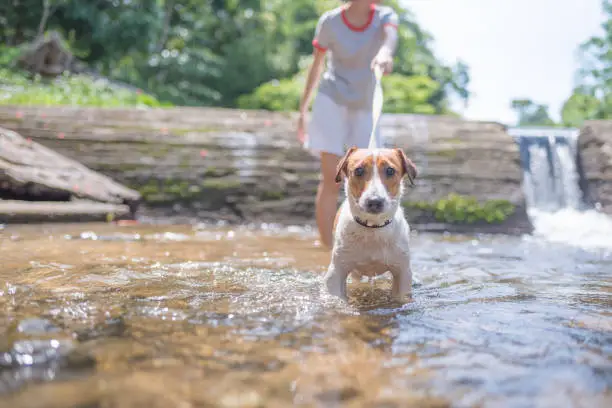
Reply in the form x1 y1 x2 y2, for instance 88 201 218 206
335 146 358 183
336 148 418 204
336 147 377 201
345 152 375 201
375 151 404 198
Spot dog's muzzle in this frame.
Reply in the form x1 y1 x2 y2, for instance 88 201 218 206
365 197 385 214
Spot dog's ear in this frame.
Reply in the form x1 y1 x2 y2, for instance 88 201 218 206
335 146 358 183
395 148 417 186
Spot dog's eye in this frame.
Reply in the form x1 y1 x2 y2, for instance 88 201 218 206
354 167 365 177
385 167 396 177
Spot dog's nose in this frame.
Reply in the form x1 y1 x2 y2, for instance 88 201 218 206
366 197 385 213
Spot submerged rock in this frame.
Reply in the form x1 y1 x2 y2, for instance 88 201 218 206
0 318 95 394
0 339 74 368
16 318 61 335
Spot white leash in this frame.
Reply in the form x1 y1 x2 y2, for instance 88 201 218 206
368 64 384 150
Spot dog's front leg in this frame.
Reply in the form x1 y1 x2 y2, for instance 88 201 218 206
323 259 351 301
390 265 413 302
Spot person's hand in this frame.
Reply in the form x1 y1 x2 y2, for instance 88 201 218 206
297 111 307 143
372 48 394 75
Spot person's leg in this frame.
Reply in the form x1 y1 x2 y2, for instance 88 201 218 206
316 151 341 248
305 93 348 248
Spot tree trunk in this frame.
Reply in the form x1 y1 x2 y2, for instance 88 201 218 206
156 0 174 52
36 0 51 40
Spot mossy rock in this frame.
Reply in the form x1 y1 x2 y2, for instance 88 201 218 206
203 167 237 177
404 194 515 224
426 149 457 158
260 190 285 201
136 178 204 203
201 178 242 190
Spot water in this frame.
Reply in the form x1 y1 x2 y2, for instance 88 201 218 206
0 223 610 407
0 125 610 407
510 127 583 212
511 127 612 251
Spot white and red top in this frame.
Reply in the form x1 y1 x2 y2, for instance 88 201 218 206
313 4 399 110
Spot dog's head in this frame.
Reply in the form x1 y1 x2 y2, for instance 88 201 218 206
335 147 417 220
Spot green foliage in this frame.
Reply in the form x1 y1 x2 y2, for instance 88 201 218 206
238 59 452 114
1 0 471 112
0 46 22 67
561 91 603 127
237 76 303 111
405 194 515 224
0 67 163 108
383 0 470 109
558 0 612 126
511 99 557 127
381 74 441 114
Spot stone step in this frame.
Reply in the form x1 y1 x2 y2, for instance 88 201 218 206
0 199 131 223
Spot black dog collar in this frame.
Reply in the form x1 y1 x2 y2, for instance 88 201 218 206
354 216 393 229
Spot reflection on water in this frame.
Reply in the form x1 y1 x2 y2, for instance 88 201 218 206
0 222 611 407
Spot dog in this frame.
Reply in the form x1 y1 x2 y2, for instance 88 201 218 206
323 146 418 302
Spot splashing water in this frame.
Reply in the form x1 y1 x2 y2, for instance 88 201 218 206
528 207 612 251
511 127 612 251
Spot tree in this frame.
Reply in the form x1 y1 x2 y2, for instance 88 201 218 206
511 99 556 126
1 0 471 112
560 0 612 126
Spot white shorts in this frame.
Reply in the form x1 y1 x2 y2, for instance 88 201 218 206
304 92 381 157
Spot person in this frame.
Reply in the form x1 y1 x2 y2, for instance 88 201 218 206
297 0 399 248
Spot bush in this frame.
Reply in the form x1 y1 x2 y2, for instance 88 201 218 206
405 194 516 224
237 69 448 115
381 74 440 114
0 46 165 108
0 68 165 108
237 76 303 111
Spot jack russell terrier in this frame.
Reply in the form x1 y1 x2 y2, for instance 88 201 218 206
323 146 418 302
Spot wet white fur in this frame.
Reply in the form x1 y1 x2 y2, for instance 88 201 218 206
323 150 413 301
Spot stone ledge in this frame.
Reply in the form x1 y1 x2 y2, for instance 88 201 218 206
578 121 612 214
0 200 132 223
0 106 532 233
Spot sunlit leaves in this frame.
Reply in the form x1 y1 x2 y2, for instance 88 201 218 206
561 0 612 126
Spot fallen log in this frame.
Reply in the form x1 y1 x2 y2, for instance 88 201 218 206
0 126 141 220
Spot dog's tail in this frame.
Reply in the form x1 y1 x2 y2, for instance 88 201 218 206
368 64 384 150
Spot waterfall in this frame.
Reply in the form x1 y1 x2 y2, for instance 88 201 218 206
509 127 583 211
510 127 612 250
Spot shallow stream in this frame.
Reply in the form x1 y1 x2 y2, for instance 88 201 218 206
0 215 610 407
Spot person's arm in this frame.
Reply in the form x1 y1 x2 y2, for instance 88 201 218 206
379 24 398 58
299 14 331 114
373 11 399 73
299 49 326 115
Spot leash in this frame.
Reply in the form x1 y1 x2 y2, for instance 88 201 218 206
367 64 384 150
354 65 394 230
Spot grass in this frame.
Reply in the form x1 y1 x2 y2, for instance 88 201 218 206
0 55 166 108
